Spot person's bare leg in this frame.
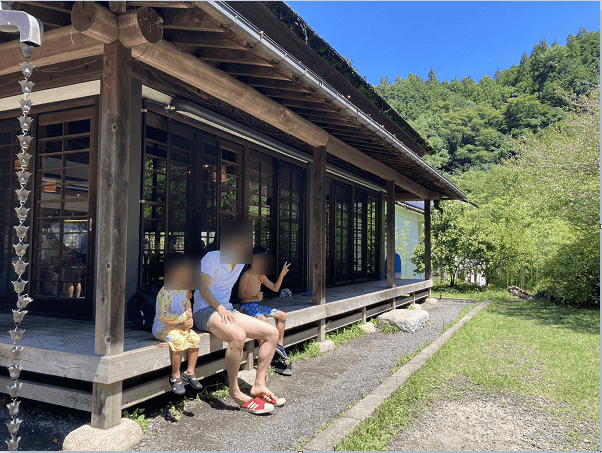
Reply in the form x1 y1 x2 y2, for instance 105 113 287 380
74 282 81 298
208 313 251 406
170 347 184 379
233 313 278 399
273 311 287 346
257 314 268 349
186 348 199 376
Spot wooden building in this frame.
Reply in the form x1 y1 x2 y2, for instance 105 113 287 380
0 1 465 428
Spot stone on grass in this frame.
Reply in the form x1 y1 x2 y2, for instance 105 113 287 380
317 339 335 352
378 308 429 333
359 322 376 333
62 418 143 451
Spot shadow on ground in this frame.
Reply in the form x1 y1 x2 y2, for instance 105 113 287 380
489 298 599 335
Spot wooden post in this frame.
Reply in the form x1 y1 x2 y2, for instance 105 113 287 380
243 340 254 371
311 146 326 341
362 306 367 323
378 191 385 281
92 40 132 430
386 180 395 290
424 199 432 285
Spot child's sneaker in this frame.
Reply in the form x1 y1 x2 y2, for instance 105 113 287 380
275 344 289 360
272 358 292 376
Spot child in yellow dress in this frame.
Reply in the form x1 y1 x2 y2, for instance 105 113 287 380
153 288 203 395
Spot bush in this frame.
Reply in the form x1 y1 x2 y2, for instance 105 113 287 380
538 231 600 306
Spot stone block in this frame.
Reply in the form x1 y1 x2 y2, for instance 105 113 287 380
378 308 429 333
359 322 376 333
63 418 143 451
317 339 335 352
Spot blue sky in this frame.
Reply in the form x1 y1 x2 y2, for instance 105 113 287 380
287 2 600 86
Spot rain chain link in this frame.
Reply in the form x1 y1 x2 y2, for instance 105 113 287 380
6 43 37 452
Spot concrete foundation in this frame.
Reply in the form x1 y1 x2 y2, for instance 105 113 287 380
62 418 143 451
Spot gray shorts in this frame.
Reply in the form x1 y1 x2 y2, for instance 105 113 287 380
193 306 240 333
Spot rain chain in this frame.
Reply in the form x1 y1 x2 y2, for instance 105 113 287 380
6 43 37 452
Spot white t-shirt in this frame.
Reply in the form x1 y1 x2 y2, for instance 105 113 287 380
193 250 244 313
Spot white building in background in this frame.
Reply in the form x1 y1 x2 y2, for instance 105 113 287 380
395 201 425 279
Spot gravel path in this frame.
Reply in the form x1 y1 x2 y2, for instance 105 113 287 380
387 380 600 451
133 300 475 451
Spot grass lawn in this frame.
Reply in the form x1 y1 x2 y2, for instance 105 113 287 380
337 292 600 451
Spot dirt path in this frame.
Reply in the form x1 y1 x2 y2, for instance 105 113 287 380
387 381 599 451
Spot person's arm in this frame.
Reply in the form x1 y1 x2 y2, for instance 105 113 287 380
157 291 188 326
199 271 235 324
262 261 291 292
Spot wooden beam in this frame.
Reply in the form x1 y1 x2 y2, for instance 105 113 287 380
91 382 122 430
128 39 329 147
301 112 357 125
387 180 396 290
0 26 104 77
240 76 311 92
312 145 327 313
71 1 119 43
162 29 247 49
326 135 432 200
117 6 163 47
424 200 432 281
279 98 340 113
218 63 292 80
127 1 195 7
161 8 225 32
256 88 328 102
0 376 92 412
395 193 424 202
15 3 72 28
28 1 72 14
195 48 273 66
109 1 127 14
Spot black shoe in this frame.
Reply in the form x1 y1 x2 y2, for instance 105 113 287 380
181 371 203 391
275 344 290 360
272 359 292 376
169 377 186 395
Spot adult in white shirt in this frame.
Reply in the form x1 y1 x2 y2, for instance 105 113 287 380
193 222 284 414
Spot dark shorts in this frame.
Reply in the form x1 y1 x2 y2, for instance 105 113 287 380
193 306 240 333
239 302 278 318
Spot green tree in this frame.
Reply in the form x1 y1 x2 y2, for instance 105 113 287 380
411 201 495 287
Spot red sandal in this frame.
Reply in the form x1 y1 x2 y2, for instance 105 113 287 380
239 396 274 414
259 393 286 407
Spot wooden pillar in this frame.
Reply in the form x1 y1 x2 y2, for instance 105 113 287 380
92 40 132 430
311 146 326 341
386 180 395 289
243 340 254 371
424 199 432 281
378 191 386 280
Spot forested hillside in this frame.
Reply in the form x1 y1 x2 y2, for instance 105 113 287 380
375 28 600 175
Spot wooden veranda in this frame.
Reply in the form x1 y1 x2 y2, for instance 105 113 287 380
0 1 466 429
0 278 430 412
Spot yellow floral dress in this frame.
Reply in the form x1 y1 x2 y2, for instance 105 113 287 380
152 288 200 351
